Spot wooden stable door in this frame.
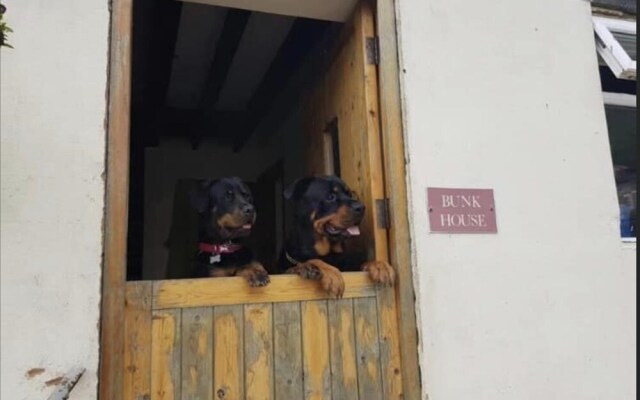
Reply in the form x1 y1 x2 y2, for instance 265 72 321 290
124 273 400 400
302 1 404 397
123 3 404 400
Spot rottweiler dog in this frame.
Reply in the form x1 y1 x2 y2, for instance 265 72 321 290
190 177 270 286
278 175 395 297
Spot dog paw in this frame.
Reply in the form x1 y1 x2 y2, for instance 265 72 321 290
287 261 345 298
318 264 345 298
361 260 395 286
248 269 271 287
287 263 322 280
239 262 271 287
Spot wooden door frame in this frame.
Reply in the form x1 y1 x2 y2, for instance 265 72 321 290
99 0 132 398
374 0 423 398
98 0 422 398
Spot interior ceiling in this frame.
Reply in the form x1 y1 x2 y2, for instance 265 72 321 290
166 3 228 109
166 3 296 111
182 0 357 22
132 0 337 149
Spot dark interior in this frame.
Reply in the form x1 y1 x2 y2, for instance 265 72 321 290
127 0 342 280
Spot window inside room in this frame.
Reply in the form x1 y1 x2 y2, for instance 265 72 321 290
594 16 636 80
594 14 637 239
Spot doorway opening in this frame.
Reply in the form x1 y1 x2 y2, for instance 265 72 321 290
127 0 345 280
101 1 422 398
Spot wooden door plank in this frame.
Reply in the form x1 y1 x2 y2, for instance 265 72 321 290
305 77 332 176
376 287 403 400
273 302 304 400
213 305 244 400
376 0 423 396
325 22 368 255
151 309 182 400
361 4 404 398
299 2 409 399
154 273 375 310
356 0 389 260
323 1 389 261
99 0 133 398
244 304 274 400
124 282 152 400
181 307 214 400
353 297 383 400
322 4 405 397
301 301 331 400
328 299 359 399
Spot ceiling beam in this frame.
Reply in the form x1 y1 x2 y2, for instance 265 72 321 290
232 18 332 152
146 0 183 147
192 8 251 148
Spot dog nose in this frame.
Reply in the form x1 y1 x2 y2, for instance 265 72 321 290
352 201 365 215
242 204 254 216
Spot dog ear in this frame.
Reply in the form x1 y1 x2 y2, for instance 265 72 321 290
189 180 213 213
284 178 305 200
230 176 252 195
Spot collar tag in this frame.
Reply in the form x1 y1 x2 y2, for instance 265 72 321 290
209 254 222 264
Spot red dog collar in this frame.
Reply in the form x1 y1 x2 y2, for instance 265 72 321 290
198 242 242 255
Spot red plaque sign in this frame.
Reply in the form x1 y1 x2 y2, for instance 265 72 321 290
427 188 497 233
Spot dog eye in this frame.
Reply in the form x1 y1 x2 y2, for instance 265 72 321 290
239 191 252 201
326 193 337 202
225 190 234 200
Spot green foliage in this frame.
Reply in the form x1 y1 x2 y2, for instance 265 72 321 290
1 3 13 48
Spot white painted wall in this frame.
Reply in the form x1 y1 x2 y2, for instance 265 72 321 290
1 0 635 398
0 1 109 399
396 0 636 399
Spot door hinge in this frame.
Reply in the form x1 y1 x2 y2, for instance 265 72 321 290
375 198 390 229
366 36 380 65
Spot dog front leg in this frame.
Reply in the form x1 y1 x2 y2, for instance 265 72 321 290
287 259 345 298
361 260 395 286
236 261 271 287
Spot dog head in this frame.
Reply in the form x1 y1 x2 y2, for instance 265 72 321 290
284 176 364 240
190 177 256 240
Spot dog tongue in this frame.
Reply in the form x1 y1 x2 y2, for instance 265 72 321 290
346 226 360 236
242 224 252 230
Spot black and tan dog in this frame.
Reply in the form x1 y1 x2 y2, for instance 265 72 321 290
277 176 395 297
190 177 270 286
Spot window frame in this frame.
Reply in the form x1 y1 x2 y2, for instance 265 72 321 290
603 91 637 108
602 91 637 243
593 16 637 80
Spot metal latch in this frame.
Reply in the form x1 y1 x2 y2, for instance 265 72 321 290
375 198 390 229
366 36 380 65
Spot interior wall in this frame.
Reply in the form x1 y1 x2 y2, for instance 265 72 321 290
142 108 304 279
0 1 109 399
396 0 636 399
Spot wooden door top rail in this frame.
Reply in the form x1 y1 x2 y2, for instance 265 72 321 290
141 272 379 309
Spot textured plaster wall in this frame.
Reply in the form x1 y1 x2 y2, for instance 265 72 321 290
396 0 636 398
0 1 109 398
